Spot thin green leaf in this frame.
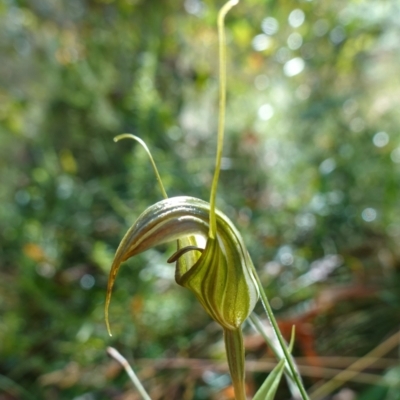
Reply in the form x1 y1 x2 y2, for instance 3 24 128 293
248 312 307 400
253 358 286 400
252 325 296 400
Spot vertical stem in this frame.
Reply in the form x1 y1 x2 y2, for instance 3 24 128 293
209 0 239 239
224 328 247 400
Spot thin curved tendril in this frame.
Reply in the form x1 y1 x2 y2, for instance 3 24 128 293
209 0 239 239
107 134 168 336
114 134 168 200
167 246 204 263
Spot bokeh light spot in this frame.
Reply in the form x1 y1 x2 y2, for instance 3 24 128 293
287 32 303 50
80 274 95 290
36 263 56 278
350 117 365 132
271 297 283 310
252 34 272 51
373 131 389 148
319 158 336 175
296 84 311 100
15 190 30 206
390 147 400 163
261 17 279 35
343 99 358 115
313 19 329 36
330 26 346 44
288 9 305 28
184 0 204 16
362 208 377 222
264 261 282 276
258 103 274 121
295 213 316 229
283 57 305 76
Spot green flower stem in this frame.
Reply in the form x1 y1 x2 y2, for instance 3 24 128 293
252 272 310 400
209 0 239 239
224 328 247 400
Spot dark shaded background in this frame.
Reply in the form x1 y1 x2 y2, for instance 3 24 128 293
1 0 400 399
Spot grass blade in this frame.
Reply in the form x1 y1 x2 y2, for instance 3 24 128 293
253 358 286 400
107 347 152 400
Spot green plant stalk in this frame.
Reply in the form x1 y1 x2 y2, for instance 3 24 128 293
252 271 310 400
206 0 307 397
224 328 247 400
209 0 239 239
107 3 308 400
209 1 250 398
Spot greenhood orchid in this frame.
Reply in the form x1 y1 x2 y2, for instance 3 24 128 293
104 1 309 399
106 196 259 332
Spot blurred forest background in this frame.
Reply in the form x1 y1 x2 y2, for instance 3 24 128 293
1 0 400 399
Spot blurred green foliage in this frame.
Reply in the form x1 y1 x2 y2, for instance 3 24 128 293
1 0 400 399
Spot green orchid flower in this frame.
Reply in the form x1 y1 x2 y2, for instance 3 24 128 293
105 193 260 399
104 1 310 399
106 196 259 332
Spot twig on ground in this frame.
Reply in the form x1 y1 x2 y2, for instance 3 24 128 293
107 347 152 400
